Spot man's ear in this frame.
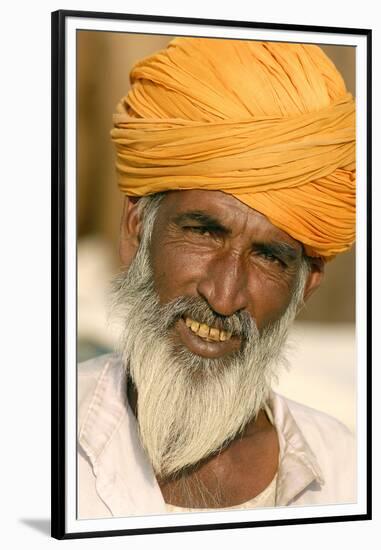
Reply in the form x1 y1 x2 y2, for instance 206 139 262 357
303 256 325 302
119 197 143 267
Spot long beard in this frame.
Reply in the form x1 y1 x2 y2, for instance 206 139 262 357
110 235 307 482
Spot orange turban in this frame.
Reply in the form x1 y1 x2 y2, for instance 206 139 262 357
111 38 356 260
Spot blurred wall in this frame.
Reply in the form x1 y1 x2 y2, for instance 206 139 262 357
77 33 356 324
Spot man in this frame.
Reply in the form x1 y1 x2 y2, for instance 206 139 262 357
78 38 356 518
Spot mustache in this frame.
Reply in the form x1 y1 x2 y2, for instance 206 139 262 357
159 296 257 341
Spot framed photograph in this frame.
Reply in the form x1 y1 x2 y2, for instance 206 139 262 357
51 9 371 540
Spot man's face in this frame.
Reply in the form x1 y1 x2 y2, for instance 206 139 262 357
148 190 304 360
113 189 310 482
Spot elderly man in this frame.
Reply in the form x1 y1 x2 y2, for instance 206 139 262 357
78 38 356 518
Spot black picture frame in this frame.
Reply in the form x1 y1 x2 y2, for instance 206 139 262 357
51 9 372 540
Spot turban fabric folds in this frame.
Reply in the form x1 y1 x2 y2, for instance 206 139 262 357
111 38 356 260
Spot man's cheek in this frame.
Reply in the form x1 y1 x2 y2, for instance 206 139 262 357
153 248 201 291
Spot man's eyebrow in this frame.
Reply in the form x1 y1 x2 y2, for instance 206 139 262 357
172 211 230 233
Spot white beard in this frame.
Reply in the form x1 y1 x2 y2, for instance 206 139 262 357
110 206 308 482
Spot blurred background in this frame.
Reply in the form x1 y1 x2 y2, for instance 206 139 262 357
77 32 356 431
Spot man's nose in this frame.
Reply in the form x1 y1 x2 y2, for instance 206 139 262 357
196 251 249 317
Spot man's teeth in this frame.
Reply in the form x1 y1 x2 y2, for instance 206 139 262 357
185 317 232 342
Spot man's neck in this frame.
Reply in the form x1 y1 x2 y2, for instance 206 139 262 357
157 408 279 509
126 377 279 509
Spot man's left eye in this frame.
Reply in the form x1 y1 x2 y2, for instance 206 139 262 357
255 250 285 267
184 226 212 237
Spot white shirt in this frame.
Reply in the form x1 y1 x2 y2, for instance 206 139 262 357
77 353 356 519
164 473 278 513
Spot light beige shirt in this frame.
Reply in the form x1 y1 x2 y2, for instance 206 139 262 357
78 354 356 519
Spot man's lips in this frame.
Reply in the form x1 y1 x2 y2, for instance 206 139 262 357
174 317 241 359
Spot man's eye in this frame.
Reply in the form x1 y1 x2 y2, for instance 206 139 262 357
184 226 212 237
255 250 285 266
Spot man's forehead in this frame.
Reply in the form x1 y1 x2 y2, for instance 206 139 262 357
158 189 303 250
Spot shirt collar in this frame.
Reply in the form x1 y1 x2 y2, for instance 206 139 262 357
268 391 325 505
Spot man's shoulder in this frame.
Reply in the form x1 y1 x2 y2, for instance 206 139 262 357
274 392 355 455
78 351 121 393
272 393 356 504
284 395 352 433
78 353 124 426
78 351 122 373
